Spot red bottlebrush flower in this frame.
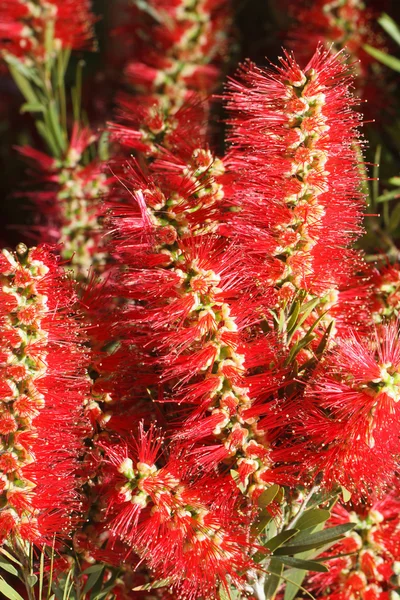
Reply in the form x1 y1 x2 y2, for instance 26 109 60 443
0 0 96 61
285 0 394 121
103 158 284 497
18 124 110 277
224 47 365 295
286 0 388 92
0 243 89 544
100 424 256 600
111 0 233 157
306 485 400 599
298 320 400 496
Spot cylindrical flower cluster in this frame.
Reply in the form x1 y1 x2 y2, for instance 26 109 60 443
112 0 232 156
0 244 89 543
297 321 400 496
0 0 95 60
20 126 110 277
224 48 365 296
100 424 255 600
286 0 388 105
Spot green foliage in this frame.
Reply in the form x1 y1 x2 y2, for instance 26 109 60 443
363 44 400 72
245 486 357 600
0 577 25 600
378 13 400 47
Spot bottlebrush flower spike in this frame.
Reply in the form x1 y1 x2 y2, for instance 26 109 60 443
0 0 96 61
305 486 400 599
298 320 400 496
286 0 388 100
102 155 289 500
0 244 89 543
18 125 110 278
100 424 255 600
224 47 365 296
111 0 232 157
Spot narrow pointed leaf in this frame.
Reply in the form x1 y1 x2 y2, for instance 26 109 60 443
264 558 284 599
274 523 355 555
0 577 24 600
0 558 18 577
83 567 104 594
378 13 400 46
363 44 400 72
257 484 280 509
295 509 331 531
275 556 328 572
266 529 299 552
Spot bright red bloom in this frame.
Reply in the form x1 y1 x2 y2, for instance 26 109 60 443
286 0 387 90
111 0 232 157
224 47 365 295
285 0 392 120
0 0 96 61
100 147 291 499
100 424 256 600
18 124 110 278
0 244 89 543
297 321 400 495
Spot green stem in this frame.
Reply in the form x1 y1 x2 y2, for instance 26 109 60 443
15 542 36 600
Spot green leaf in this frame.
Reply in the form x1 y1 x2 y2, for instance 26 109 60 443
378 13 400 46
264 558 284 599
92 586 119 600
389 176 400 186
82 564 104 575
0 549 22 566
8 64 38 104
389 202 400 232
341 486 352 503
132 578 172 592
252 485 281 535
376 188 400 202
46 100 67 155
39 548 45 600
286 301 301 334
0 558 19 577
363 44 400 72
5 55 43 85
83 566 104 594
98 131 110 162
287 298 320 343
283 568 307 600
36 120 60 157
275 556 328 572
283 518 331 600
63 570 73 600
295 509 331 531
257 484 280 509
219 584 242 599
251 512 273 536
21 103 45 114
314 320 334 358
274 523 355 555
27 574 38 587
0 577 25 600
266 529 299 552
